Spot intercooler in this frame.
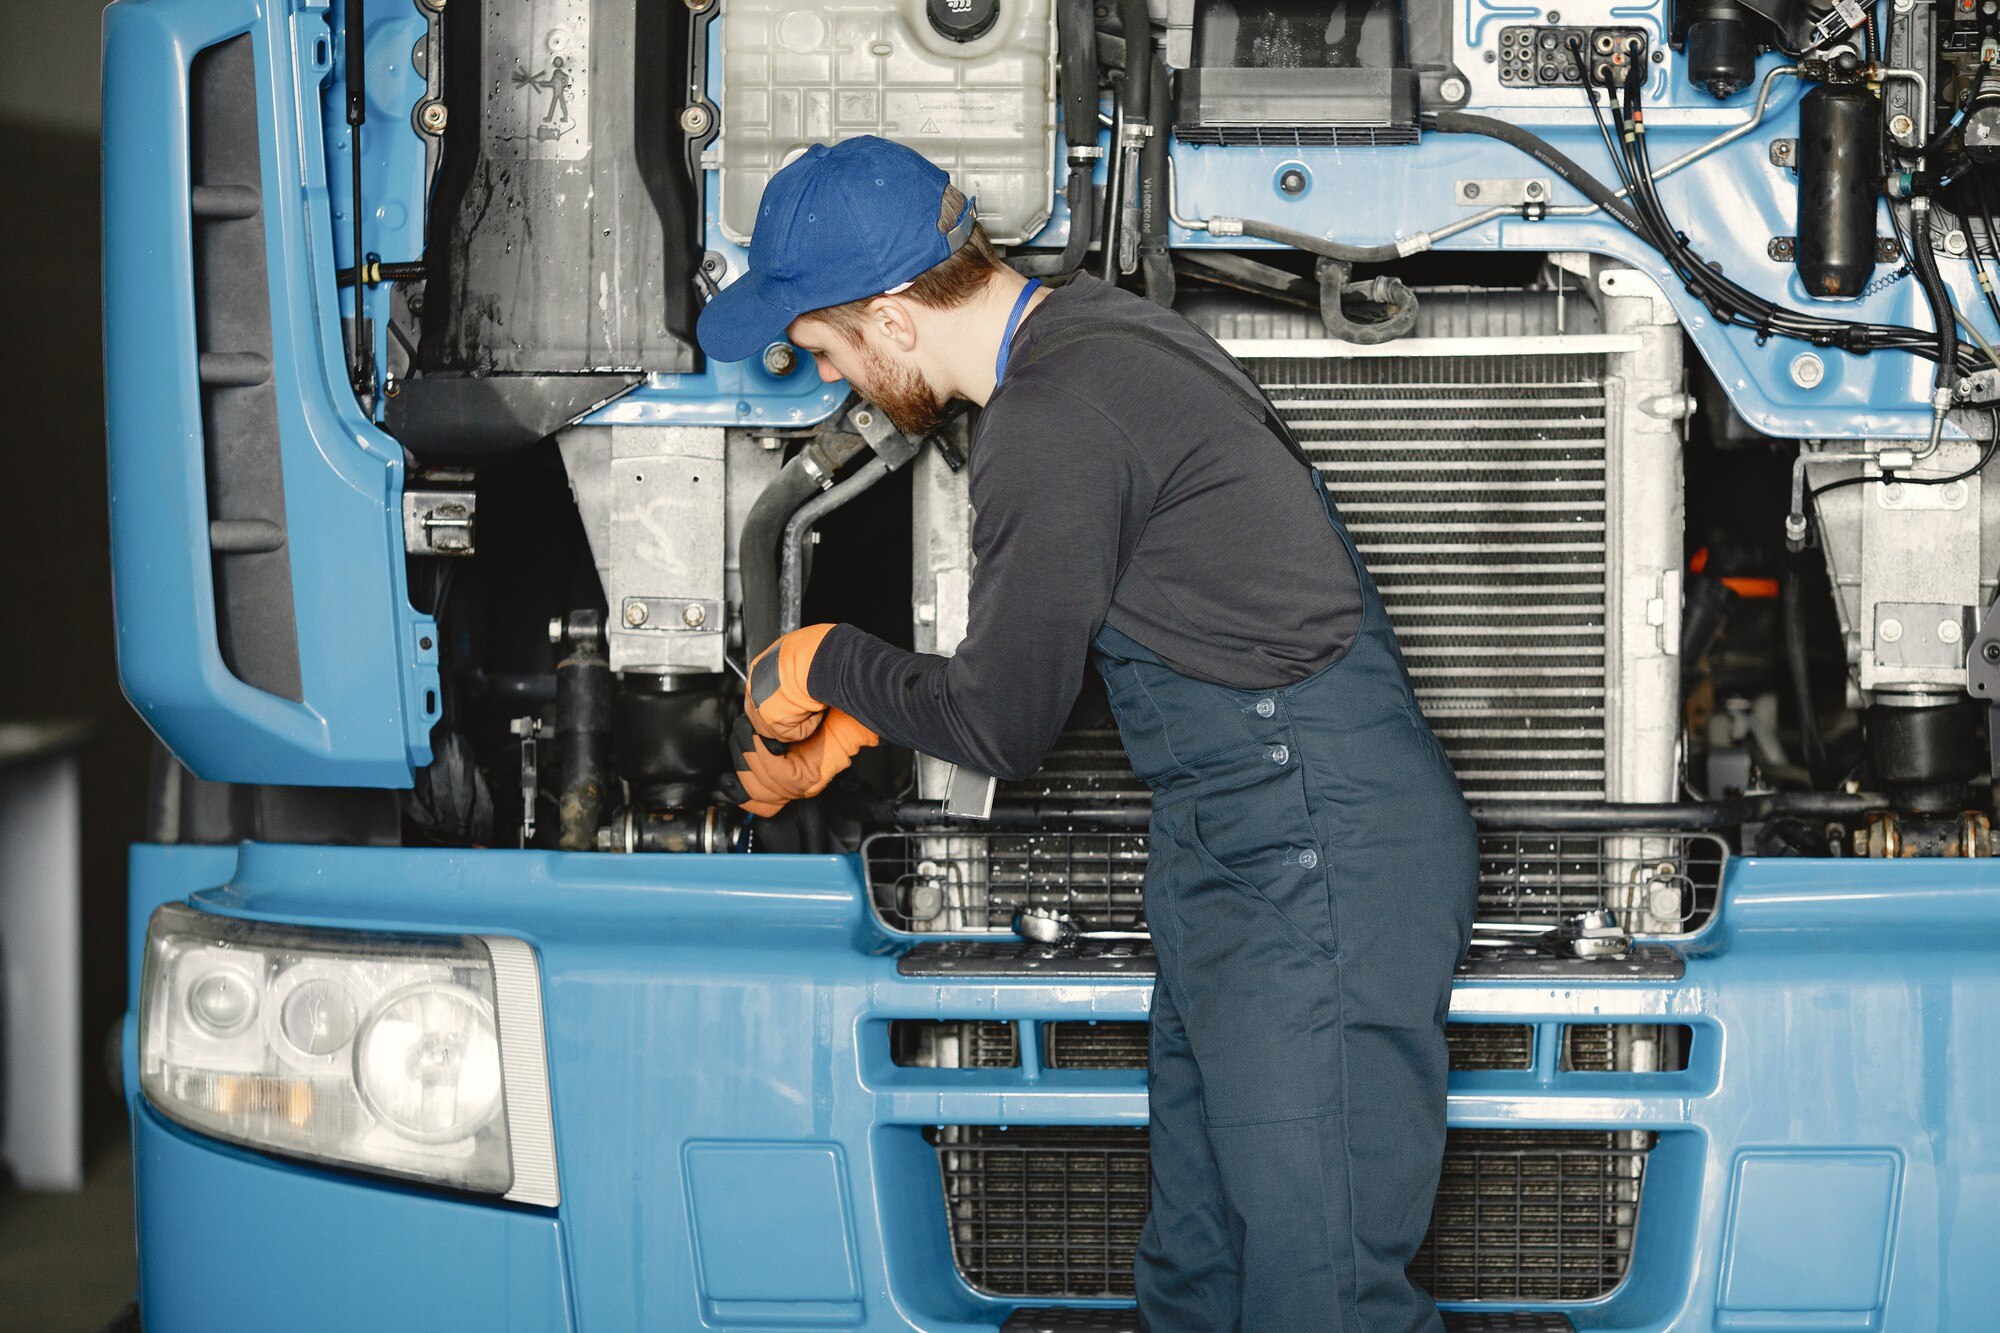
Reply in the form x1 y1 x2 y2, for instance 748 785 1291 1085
928 1124 1654 1302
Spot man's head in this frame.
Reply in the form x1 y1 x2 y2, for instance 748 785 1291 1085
695 136 1008 435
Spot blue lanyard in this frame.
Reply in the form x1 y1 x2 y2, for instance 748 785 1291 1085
994 278 1043 386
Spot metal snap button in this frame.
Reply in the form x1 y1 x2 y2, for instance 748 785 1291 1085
1298 848 1319 870
1269 744 1290 765
1255 698 1276 718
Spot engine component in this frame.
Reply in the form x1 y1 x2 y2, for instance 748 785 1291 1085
1497 26 1648 89
1965 63 2000 165
1682 0 1757 99
1864 699 1980 813
1190 265 1686 803
607 802 743 853
554 612 613 852
611 680 729 791
714 0 1057 247
1173 0 1423 146
558 425 729 675
397 0 699 456
1852 810 1996 856
1797 81 1881 299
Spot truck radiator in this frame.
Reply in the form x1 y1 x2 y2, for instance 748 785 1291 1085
1242 349 1614 803
929 1126 1653 1301
866 829 1724 934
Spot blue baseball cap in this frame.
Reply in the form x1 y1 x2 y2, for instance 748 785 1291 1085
697 136 977 363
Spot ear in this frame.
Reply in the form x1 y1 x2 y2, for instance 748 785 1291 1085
866 295 921 353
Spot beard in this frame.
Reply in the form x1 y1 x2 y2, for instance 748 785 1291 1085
862 345 952 437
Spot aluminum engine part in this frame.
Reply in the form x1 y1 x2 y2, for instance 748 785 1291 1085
911 421 976 803
1808 439 1995 700
558 425 730 674
713 0 1057 248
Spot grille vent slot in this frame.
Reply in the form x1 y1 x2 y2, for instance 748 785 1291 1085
190 35 300 700
931 1124 1653 1302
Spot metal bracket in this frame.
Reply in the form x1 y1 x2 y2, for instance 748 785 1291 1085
403 489 477 556
1455 178 1550 207
619 596 724 633
1966 597 2000 779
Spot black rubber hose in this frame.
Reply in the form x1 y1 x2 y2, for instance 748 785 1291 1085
1115 0 1150 122
1428 110 1648 236
1237 217 1411 265
1902 198 1957 397
1783 547 1831 789
1139 58 1175 305
1015 0 1103 279
740 455 823 660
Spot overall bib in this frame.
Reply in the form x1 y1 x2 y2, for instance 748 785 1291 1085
1022 323 1479 1331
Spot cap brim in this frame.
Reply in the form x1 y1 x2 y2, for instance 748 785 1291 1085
697 272 800 363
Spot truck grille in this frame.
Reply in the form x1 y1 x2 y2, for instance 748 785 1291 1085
867 829 1723 935
1238 351 1614 803
930 1126 1651 1302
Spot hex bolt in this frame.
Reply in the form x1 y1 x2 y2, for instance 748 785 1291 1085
682 603 707 629
1942 480 1969 505
1524 180 1545 200
762 342 799 376
1890 113 1915 141
680 104 713 136
1882 481 1905 503
1439 77 1468 102
1463 181 1482 200
1880 617 1904 643
419 100 449 134
853 409 875 430
1948 229 1970 257
1984 641 2000 663
1278 168 1308 195
625 602 650 628
419 0 445 11
1940 619 1964 645
547 616 565 645
1790 352 1825 389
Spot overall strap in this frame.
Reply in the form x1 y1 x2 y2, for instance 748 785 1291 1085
1007 319 1317 473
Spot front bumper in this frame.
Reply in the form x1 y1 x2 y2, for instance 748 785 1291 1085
126 843 2000 1331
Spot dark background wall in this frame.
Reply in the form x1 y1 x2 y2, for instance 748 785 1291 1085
1 0 154 1160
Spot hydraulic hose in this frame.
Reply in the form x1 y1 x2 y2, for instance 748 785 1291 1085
780 457 896 635
740 455 826 660
1901 196 1958 450
1237 217 1415 264
1428 110 1648 236
1015 0 1101 278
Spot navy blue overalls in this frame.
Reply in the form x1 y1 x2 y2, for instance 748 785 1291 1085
1018 323 1479 1331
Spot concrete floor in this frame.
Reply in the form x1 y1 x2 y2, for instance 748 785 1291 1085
0 1136 136 1333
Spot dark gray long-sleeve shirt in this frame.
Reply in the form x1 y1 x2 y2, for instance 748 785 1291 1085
807 275 1363 781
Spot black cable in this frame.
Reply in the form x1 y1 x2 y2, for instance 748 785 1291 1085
1426 110 1647 235
1571 37 1637 204
1235 218 1410 264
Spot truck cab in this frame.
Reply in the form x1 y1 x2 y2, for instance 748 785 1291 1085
105 0 2000 1326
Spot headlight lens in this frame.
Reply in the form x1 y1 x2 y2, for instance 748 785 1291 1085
139 904 554 1201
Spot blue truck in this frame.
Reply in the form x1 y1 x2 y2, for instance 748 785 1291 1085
106 0 2000 1327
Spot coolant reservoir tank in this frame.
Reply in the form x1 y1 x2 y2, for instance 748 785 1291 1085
717 0 1057 246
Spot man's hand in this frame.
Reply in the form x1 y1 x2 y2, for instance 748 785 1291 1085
745 623 840 743
722 710 878 818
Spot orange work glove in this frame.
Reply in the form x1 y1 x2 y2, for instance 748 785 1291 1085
745 623 839 743
722 710 878 818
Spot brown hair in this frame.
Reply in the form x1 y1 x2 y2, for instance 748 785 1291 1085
809 183 1006 342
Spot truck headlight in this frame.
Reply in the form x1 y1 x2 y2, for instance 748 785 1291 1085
139 904 558 1205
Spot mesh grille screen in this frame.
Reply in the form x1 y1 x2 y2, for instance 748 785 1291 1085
931 1125 1651 1301
1240 352 1613 803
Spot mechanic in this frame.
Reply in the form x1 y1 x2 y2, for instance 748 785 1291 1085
698 135 1479 1333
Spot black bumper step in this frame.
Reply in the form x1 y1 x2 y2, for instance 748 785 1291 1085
900 938 1683 982
1001 1310 1575 1332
